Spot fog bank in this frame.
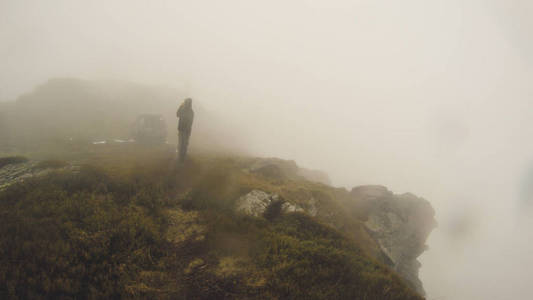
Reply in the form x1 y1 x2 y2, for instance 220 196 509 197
2 1 533 299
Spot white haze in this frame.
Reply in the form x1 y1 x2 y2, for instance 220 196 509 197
2 1 533 299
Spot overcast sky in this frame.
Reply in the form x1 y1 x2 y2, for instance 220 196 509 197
2 1 533 299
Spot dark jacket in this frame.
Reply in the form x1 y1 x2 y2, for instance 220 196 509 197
177 102 194 133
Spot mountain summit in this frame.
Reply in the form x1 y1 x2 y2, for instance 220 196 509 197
0 145 435 299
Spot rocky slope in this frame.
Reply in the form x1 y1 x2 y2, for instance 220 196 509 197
235 160 436 296
0 148 435 299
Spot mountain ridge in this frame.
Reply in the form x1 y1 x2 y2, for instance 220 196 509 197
0 147 435 299
0 79 435 298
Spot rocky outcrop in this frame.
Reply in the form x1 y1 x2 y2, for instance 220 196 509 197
236 190 280 217
351 185 437 296
236 189 308 217
235 160 436 297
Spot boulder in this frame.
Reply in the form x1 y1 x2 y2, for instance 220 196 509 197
236 190 279 217
235 189 306 217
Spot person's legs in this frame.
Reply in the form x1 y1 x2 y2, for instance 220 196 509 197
176 133 181 154
178 132 185 162
178 131 190 162
183 135 189 161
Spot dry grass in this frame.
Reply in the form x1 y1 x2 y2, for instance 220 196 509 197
0 146 423 300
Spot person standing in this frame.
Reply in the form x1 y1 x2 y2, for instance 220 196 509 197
176 98 194 163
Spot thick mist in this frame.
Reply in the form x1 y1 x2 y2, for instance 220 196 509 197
2 1 533 299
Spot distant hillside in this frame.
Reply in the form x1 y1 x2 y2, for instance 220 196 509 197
0 78 245 154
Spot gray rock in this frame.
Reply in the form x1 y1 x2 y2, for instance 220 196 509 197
354 186 436 296
236 189 308 217
236 190 279 217
281 201 305 214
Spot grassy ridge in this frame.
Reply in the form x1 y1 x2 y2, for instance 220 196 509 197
0 148 423 299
